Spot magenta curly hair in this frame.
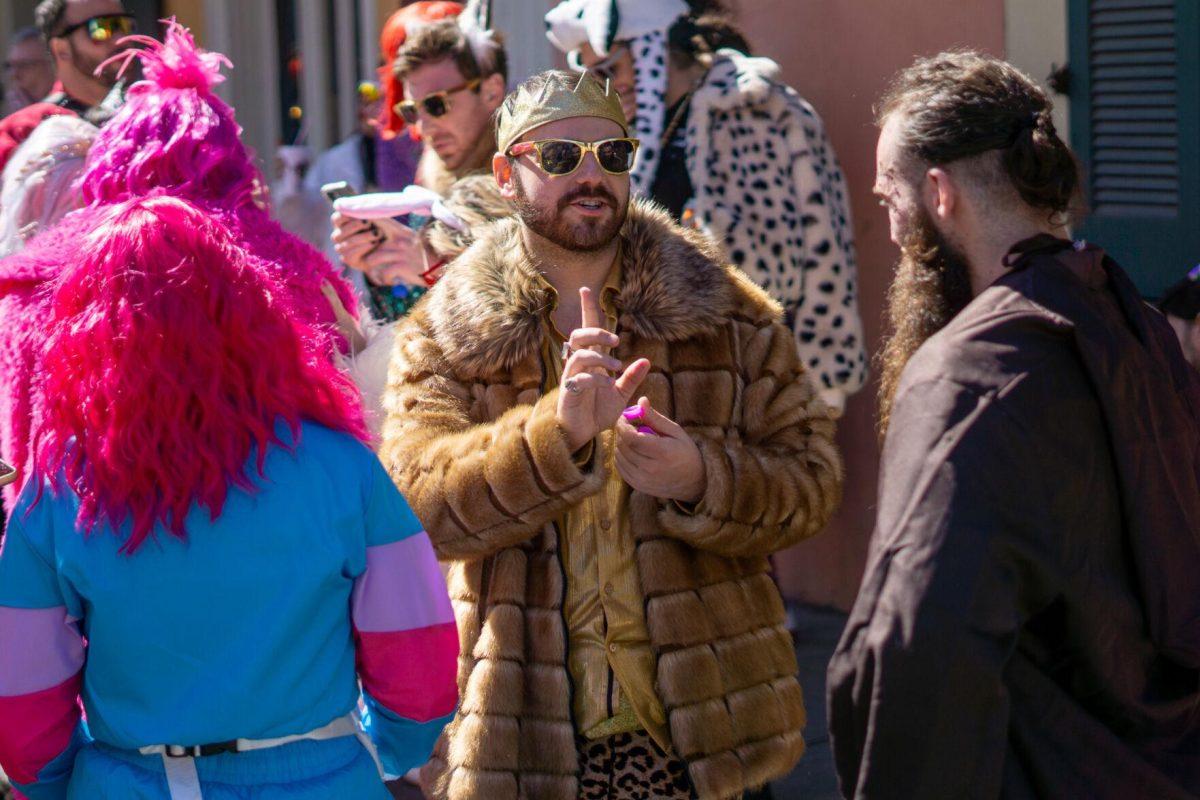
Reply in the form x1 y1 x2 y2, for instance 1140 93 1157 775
80 21 256 210
34 196 367 553
75 18 359 342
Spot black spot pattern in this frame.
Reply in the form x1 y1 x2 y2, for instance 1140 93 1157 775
682 51 867 401
628 31 668 195
577 733 695 799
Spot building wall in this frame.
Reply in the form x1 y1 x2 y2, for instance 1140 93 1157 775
1006 0 1070 139
730 0 1007 610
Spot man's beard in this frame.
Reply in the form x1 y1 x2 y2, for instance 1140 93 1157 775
877 206 975 437
512 176 627 252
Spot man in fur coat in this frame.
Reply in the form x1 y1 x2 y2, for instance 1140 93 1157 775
379 70 842 800
545 0 867 415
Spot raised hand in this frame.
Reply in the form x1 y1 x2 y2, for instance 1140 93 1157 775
614 396 706 503
557 286 651 453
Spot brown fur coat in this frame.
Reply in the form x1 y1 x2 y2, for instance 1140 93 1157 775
379 200 843 800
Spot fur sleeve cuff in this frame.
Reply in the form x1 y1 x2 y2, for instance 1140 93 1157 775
522 390 607 502
655 436 736 545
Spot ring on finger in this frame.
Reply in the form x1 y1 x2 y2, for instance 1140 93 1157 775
564 378 581 394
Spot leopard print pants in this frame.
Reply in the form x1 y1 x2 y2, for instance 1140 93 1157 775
576 732 696 799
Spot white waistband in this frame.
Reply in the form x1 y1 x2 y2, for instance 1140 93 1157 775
137 712 357 757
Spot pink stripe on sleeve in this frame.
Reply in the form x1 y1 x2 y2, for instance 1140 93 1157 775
0 674 81 785
356 621 459 722
0 606 84 696
351 533 453 633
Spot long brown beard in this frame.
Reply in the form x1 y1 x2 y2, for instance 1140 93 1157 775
877 208 974 437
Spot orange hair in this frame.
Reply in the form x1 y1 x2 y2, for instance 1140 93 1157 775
380 1 464 139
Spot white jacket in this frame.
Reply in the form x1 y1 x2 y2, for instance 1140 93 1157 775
687 50 867 411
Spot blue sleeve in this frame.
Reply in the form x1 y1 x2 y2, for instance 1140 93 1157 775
362 448 424 548
0 483 91 799
359 693 454 780
352 445 457 778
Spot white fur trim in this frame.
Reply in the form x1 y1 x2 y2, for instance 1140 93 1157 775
545 0 687 57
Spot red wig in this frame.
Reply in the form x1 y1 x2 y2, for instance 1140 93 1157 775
34 196 367 553
380 1 464 139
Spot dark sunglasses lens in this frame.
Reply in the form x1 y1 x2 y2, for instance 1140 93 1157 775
539 141 584 175
597 140 636 173
423 95 449 118
398 103 419 124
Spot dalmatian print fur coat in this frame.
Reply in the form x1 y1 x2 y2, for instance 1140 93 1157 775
681 49 867 411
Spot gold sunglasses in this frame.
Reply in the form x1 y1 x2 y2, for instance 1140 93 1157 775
395 78 481 124
507 137 640 177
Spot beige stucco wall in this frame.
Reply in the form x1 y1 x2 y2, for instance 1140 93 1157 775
1005 0 1070 140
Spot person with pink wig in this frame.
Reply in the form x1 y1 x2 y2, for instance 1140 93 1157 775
0 21 361 512
0 195 457 798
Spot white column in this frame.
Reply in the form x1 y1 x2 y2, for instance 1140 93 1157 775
359 0 381 87
296 0 335 153
334 0 359 140
203 0 282 179
493 0 557 87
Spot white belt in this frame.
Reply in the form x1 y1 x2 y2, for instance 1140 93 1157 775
136 713 384 800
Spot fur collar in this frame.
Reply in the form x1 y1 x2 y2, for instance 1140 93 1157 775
695 49 782 113
422 198 775 376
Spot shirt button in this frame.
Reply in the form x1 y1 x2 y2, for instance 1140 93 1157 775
600 519 612 531
604 582 614 596
609 643 618 653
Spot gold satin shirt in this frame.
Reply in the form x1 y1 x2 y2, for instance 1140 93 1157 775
537 251 671 752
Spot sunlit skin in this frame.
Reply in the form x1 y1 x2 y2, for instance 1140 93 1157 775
330 60 504 284
5 38 56 103
49 0 133 106
403 58 504 172
501 116 630 266
491 114 705 502
874 113 1069 295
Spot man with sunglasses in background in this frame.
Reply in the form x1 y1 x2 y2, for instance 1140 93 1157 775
331 16 508 320
0 0 135 171
378 70 842 800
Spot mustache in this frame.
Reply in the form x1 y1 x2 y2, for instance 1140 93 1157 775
558 186 618 211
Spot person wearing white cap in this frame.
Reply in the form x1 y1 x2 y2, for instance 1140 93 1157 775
545 0 867 416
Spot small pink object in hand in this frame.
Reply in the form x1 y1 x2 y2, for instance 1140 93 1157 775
623 406 658 436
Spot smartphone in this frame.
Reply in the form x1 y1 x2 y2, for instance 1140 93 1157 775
321 180 357 204
0 458 16 488
322 181 380 239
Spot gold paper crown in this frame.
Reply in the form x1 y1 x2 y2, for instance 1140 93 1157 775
496 70 629 154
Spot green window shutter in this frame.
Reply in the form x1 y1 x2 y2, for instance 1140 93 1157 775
1069 0 1200 296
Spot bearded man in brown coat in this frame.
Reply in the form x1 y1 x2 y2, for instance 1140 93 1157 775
378 70 842 800
828 52 1200 799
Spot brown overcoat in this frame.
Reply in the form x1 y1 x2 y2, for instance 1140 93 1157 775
379 200 843 800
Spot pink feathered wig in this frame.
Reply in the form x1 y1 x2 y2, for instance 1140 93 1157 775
80 21 252 209
77 20 359 330
34 196 367 553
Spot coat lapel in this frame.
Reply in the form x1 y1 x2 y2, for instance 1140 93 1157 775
422 199 742 377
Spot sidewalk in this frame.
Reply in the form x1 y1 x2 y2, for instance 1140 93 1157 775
390 603 850 799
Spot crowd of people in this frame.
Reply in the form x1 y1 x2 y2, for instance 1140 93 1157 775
0 0 1196 799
